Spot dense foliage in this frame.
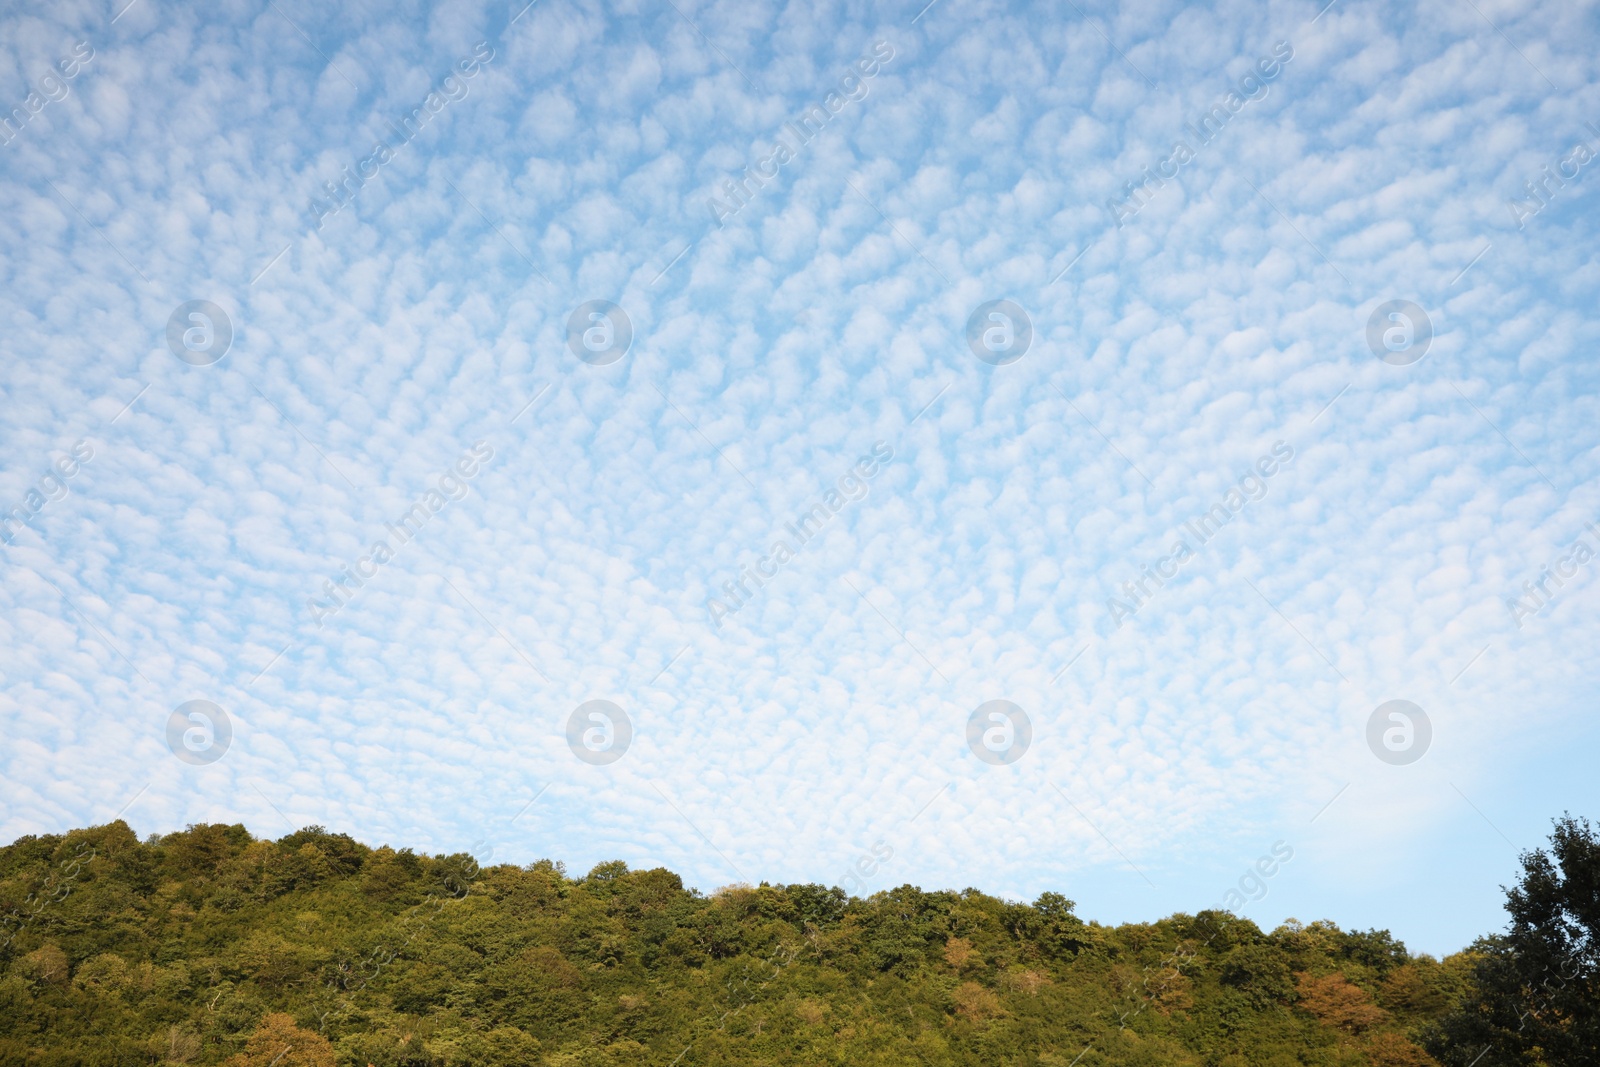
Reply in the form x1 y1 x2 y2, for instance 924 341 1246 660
0 820 1523 1066
1425 816 1598 1067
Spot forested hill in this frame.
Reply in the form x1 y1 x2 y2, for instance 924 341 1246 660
1 821 1472 1066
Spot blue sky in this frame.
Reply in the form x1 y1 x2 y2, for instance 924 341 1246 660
2 0 1598 958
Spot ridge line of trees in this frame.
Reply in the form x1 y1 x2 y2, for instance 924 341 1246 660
0 815 1591 1066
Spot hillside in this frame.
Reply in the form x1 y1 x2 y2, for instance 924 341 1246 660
0 821 1475 1066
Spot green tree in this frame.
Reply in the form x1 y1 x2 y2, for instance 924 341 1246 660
0 816 1536 1066
1426 814 1599 1066
225 1012 335 1067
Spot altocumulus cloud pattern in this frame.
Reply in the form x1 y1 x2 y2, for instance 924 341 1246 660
1 0 1598 957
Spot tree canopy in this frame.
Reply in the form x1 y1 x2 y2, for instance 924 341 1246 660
1425 815 1599 1067
0 817 1579 1066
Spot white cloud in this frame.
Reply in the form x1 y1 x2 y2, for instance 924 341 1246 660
0 0 1596 958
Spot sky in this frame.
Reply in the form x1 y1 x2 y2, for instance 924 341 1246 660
2 0 1598 959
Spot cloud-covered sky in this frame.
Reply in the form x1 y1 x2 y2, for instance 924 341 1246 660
2 0 1597 957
